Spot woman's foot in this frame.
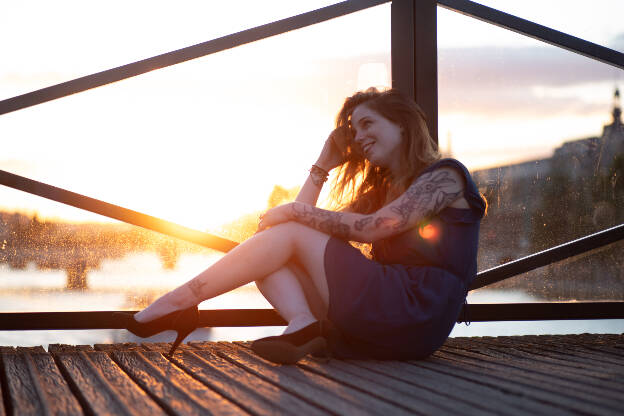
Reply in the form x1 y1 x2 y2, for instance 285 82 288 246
251 320 328 364
134 284 196 323
115 304 200 357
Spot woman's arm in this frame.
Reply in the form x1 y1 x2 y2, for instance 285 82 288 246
262 166 466 243
294 127 350 206
294 166 327 206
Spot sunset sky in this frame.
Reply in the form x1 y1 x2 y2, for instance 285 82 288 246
1 0 623 232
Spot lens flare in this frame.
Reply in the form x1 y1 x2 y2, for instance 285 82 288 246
418 223 438 240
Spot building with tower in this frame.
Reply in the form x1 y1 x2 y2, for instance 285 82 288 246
471 89 623 300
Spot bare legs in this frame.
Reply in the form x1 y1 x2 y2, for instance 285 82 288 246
134 222 331 327
256 263 328 334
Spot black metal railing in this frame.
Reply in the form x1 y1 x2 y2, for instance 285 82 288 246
438 0 624 70
1 0 623 330
0 0 389 116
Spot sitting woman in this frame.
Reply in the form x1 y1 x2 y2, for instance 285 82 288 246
120 87 487 363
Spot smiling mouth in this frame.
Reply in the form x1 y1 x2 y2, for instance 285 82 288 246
362 143 374 155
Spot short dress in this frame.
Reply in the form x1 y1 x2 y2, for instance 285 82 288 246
323 158 486 360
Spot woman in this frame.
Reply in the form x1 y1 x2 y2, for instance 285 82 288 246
119 87 486 363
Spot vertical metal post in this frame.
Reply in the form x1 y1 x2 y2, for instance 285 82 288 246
391 0 438 143
391 0 415 100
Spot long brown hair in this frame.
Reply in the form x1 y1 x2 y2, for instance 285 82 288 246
329 88 441 214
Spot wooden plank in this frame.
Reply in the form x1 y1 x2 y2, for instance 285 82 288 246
48 344 95 353
443 339 620 375
582 344 624 359
142 342 193 353
0 334 620 416
530 345 624 371
410 357 576 413
502 341 622 366
228 343 468 415
1 353 47 415
297 356 494 415
15 346 46 353
111 350 247 415
439 347 624 401
94 343 142 352
210 341 415 415
444 341 624 388
344 358 570 416
0 351 83 415
146 342 328 416
416 356 604 415
538 335 624 359
453 336 624 382
427 350 621 415
483 336 624 369
55 351 166 416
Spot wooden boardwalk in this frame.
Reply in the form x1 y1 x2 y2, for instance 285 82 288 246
0 333 622 415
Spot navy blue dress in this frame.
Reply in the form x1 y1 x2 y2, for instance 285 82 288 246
323 158 486 360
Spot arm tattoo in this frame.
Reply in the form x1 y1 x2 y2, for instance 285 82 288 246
374 217 394 228
354 216 395 237
354 216 373 231
390 171 461 229
291 203 351 240
188 278 206 302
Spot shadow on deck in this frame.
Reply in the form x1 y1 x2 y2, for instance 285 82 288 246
0 333 622 415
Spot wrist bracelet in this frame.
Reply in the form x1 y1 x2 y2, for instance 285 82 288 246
311 164 329 177
309 164 329 186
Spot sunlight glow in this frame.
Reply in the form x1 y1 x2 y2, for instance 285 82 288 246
1 1 622 229
418 223 438 240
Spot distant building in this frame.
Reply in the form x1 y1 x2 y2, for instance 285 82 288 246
470 89 623 300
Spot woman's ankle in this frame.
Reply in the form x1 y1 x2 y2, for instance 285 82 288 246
283 314 317 334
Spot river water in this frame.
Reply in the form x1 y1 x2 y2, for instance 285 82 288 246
1 252 622 348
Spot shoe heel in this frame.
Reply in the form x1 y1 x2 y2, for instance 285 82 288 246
167 328 192 357
166 306 199 357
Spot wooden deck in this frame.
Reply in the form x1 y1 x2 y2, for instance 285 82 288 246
0 333 622 415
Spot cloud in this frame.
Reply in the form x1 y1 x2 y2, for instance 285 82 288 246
293 39 622 119
439 46 615 88
609 33 624 52
437 43 622 117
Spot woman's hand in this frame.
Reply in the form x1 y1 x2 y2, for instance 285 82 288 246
315 126 352 172
257 203 293 232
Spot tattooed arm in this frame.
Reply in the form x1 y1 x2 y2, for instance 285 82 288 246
279 167 466 243
259 167 465 242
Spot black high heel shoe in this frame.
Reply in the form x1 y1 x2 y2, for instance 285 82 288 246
251 320 329 364
114 306 199 357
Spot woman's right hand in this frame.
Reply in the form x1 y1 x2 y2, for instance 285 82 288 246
315 126 352 172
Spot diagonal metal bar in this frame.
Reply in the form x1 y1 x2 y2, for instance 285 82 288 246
0 169 238 253
438 0 624 70
0 0 389 116
470 223 624 291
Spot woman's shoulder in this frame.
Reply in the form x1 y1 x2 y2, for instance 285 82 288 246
420 158 470 176
420 158 486 216
415 158 472 188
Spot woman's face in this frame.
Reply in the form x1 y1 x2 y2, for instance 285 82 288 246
351 104 403 172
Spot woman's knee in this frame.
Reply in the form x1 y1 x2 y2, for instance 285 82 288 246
268 221 308 236
272 222 330 249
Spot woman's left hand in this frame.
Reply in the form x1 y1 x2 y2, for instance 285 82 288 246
257 203 293 232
